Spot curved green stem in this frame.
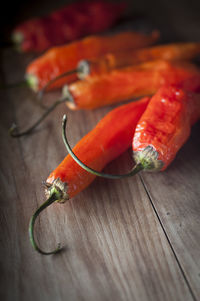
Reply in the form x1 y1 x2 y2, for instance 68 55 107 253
62 114 144 179
38 69 77 101
1 74 38 91
0 80 27 90
29 187 62 255
9 97 67 138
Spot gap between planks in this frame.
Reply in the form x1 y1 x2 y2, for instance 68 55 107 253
139 175 197 301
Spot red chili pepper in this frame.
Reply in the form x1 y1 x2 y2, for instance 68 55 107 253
29 97 150 254
63 60 200 110
26 30 159 91
132 85 200 171
12 1 126 52
76 42 200 79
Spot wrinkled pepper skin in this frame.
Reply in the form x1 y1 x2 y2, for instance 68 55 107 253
81 42 200 78
26 31 159 91
64 60 200 110
46 97 150 199
132 85 200 171
12 1 126 52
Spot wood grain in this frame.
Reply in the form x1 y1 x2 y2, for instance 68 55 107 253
0 46 199 301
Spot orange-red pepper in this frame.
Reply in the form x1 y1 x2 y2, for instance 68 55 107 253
26 31 159 91
46 97 149 198
12 1 126 52
63 60 200 110
132 85 200 171
77 42 200 79
29 97 150 254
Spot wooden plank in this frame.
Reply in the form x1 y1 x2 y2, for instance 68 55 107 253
0 49 196 301
140 122 200 299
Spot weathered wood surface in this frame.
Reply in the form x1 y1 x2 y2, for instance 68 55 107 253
1 1 200 300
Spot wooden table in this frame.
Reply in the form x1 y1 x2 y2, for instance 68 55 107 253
0 1 200 300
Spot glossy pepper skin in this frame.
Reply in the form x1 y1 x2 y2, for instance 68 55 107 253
132 85 200 172
46 97 150 200
79 42 200 79
26 31 159 91
63 60 200 110
12 1 125 53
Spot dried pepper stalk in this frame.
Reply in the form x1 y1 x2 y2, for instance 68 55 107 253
63 60 200 109
12 1 126 52
26 30 159 91
29 97 150 254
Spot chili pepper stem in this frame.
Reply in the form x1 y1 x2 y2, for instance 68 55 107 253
9 97 67 138
0 74 38 91
38 69 77 101
0 80 27 90
62 114 144 179
29 186 62 255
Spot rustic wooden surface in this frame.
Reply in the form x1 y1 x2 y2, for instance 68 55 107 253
0 1 200 300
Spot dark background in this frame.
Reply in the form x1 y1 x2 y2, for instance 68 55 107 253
1 0 200 44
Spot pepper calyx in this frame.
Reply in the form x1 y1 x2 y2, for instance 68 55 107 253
77 60 90 79
11 32 23 51
25 73 39 92
45 178 69 203
133 145 164 172
62 85 76 109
